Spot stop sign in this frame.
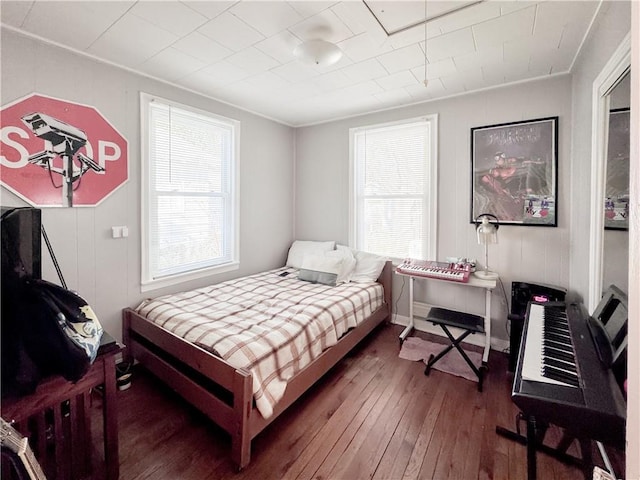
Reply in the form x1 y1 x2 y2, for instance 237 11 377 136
1 93 128 207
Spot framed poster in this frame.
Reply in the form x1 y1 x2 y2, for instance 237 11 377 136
604 108 630 230
471 117 558 226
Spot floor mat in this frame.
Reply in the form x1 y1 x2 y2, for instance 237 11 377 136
399 336 482 383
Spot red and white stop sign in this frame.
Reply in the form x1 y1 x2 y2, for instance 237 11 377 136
1 93 128 207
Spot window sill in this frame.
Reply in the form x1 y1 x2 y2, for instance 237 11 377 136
141 261 239 293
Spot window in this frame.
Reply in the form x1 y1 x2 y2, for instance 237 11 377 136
141 93 239 290
350 115 438 260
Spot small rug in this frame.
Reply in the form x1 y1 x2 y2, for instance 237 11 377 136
399 336 482 383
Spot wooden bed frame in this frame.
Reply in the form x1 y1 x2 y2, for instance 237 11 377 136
122 261 392 469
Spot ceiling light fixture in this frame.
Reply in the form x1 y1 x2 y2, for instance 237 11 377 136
294 39 343 67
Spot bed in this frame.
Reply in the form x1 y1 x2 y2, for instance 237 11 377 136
122 247 392 469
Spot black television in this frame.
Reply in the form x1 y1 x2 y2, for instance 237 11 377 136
1 207 43 396
1 206 42 282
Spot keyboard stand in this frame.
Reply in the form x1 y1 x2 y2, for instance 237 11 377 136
423 307 487 391
495 416 597 480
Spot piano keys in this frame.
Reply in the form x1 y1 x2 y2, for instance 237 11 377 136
395 259 471 283
521 302 580 387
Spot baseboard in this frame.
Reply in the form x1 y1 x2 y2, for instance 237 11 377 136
392 301 510 354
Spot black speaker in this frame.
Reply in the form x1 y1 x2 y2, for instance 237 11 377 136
508 281 567 372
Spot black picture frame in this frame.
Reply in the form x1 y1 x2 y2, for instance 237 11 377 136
471 116 558 226
604 108 630 231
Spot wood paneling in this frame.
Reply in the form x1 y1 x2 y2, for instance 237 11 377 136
95 325 624 480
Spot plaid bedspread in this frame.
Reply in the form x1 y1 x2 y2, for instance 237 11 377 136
135 267 385 418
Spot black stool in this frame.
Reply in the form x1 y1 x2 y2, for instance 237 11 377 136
423 307 487 391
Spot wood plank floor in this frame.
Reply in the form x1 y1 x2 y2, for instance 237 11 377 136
91 323 624 479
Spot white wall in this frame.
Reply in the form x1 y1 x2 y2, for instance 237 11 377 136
569 0 631 305
0 29 296 343
568 6 634 474
295 76 573 343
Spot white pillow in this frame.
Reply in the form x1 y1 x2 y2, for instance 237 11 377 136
286 240 335 268
298 247 357 285
326 248 356 284
298 253 343 286
350 249 387 283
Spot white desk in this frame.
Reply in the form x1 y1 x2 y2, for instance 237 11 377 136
397 271 497 364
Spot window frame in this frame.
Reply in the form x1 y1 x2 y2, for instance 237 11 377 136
348 114 438 262
140 92 240 292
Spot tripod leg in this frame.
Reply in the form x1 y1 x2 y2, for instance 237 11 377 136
579 439 593 480
526 416 538 480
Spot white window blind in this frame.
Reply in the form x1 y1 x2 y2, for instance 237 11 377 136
351 116 437 260
142 94 239 286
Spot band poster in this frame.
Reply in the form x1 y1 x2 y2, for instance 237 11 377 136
471 117 558 226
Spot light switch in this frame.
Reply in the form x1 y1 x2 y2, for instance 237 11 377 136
111 226 128 239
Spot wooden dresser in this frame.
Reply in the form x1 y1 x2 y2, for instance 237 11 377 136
1 333 122 480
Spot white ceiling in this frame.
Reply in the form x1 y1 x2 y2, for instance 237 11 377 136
1 0 601 126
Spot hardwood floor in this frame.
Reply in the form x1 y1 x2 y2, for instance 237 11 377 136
91 324 624 479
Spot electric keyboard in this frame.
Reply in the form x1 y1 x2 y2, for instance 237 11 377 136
513 299 627 449
396 259 471 283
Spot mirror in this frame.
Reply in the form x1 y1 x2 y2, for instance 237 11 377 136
588 35 631 312
602 72 630 295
